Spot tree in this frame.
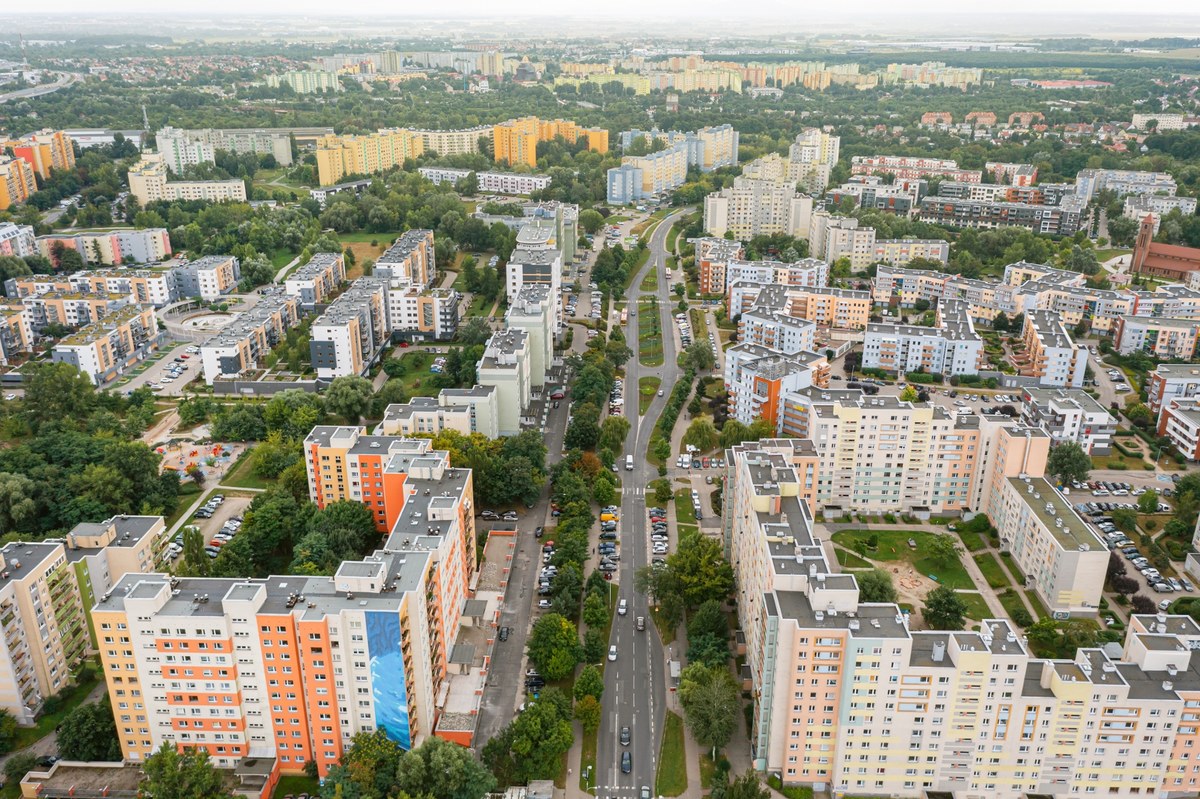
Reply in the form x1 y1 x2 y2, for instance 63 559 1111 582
899 386 919 403
1125 403 1153 428
1131 594 1156 614
56 698 122 761
1046 441 1092 485
22 361 95 426
0 255 32 288
857 569 899 604
141 742 236 799
393 736 496 799
687 633 730 667
992 311 1009 331
688 599 728 642
578 209 604 234
683 417 719 452
325 375 374 423
923 585 968 630
458 316 493 346
582 592 609 629
291 500 378 574
574 664 604 701
684 341 716 372
574 694 602 733
1138 488 1160 516
715 771 771 799
0 708 17 755
928 534 960 567
179 526 210 577
526 613 579 679
0 472 39 534
679 662 740 758
482 688 573 784
3 752 37 784
667 532 734 609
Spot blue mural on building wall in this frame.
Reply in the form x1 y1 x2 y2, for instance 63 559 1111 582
366 610 411 749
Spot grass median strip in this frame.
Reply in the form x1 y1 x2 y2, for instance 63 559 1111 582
656 711 688 797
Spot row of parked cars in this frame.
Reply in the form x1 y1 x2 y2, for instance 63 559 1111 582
599 505 620 572
192 493 226 519
479 509 520 522
610 378 624 416
649 506 668 556
675 312 692 347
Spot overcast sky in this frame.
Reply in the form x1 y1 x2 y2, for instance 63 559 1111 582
13 0 1200 16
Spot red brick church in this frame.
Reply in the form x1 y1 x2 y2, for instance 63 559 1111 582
1131 215 1200 281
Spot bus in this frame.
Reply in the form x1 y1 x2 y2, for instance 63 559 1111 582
620 308 629 324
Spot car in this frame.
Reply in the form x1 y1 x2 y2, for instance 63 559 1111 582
480 510 500 520
642 788 651 799
618 598 628 616
538 600 552 609
649 516 666 523
600 532 618 541
621 726 631 746
535 526 544 538
525 676 546 689
1160 599 1174 611
3 394 14 401
621 751 632 774
658 389 664 396
498 626 510 641
502 511 519 521
1170 578 1184 591
608 645 618 662
600 562 617 572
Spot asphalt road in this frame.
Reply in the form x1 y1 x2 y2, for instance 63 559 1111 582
594 210 686 797
0 71 79 104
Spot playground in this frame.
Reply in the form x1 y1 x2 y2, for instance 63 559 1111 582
156 439 247 485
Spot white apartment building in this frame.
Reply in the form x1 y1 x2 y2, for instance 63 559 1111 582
505 284 554 388
172 255 241 301
1115 315 1200 360
309 278 390 379
374 230 435 289
704 177 814 240
808 211 877 271
0 222 36 258
417 167 551 195
1122 194 1198 234
1148 364 1200 423
1074 168 1178 203
737 307 818 354
861 300 983 377
126 154 247 207
154 126 216 174
739 129 840 193
200 288 302 384
505 247 562 308
1019 387 1116 455
477 327 531 436
384 286 461 342
378 386 500 439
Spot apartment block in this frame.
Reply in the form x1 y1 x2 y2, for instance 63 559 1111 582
1018 310 1088 388
1114 315 1200 360
728 283 872 330
379 386 500 440
0 155 37 210
506 247 561 306
1148 364 1200 424
492 117 607 168
1 129 75 180
1157 398 1200 461
1074 168 1178 203
477 328 531 436
0 541 89 725
58 269 177 306
872 238 949 266
154 126 216 174
0 222 36 258
738 306 818 355
0 307 31 366
417 167 551 195
1122 194 1198 234
704 178 814 240
808 212 877 271
917 196 1086 236
410 126 494 158
506 285 555 388
201 288 302 384
266 70 342 93
374 230 435 290
826 176 923 215
850 154 982 182
986 161 1038 186
314 130 424 187
740 129 839 193
607 143 689 204
861 299 983 377
20 291 128 333
64 515 171 606
127 154 247 206
1131 113 1199 131
36 227 172 266
152 128 296 166
619 125 739 172
1019 387 1116 455
691 237 745 294
987 476 1108 613
172 255 241 301
724 344 829 428
383 286 461 342
51 305 163 385
309 278 390 380
284 252 346 310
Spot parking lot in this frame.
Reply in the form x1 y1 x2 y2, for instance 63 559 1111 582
166 493 251 563
120 341 199 396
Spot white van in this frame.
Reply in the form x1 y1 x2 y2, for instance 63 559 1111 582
625 454 634 471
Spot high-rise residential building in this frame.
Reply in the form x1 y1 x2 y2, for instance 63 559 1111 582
374 230 435 289
1122 193 1199 235
477 328 531 436
1017 310 1088 388
618 125 739 172
1148 364 1200 425
418 167 551 195
704 178 814 240
1019 387 1116 455
284 252 347 310
50 305 163 385
861 299 983 377
1114 315 1200 360
0 155 36 211
505 285 555 388
410 126 494 158
1 129 76 179
739 128 840 193
314 130 424 187
808 211 877 271
35 228 172 266
309 278 390 380
200 288 302 385
691 237 748 295
492 117 607 168
171 255 241 301
127 154 246 206
0 222 36 258
154 126 216 174
379 387 500 440
606 143 689 204
723 344 829 428
266 70 343 94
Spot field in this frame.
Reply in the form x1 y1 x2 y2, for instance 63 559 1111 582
221 449 276 490
958 591 992 621
381 350 451 402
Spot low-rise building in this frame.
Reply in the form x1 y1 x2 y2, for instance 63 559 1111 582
284 252 346 310
309 179 372 209
808 211 877 271
825 175 923 215
861 299 983 376
379 386 500 439
417 167 551 195
36 228 172 266
51 305 163 385
1074 168 1178 203
1114 315 1200 360
1019 387 1115 455
1147 363 1200 424
477 328 531 436
200 288 302 384
20 290 128 332
309 278 390 379
872 237 949 266
172 254 240 301
0 222 36 258
1017 310 1087 388
1158 398 1200 461
1131 215 1200 281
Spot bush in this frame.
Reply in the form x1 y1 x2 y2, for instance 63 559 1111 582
1012 608 1034 627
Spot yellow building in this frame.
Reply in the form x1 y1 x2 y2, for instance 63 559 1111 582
0 155 36 211
493 117 608 167
553 72 652 96
314 129 425 186
1 129 76 180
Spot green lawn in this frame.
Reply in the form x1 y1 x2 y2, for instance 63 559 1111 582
639 376 662 415
674 489 697 526
638 298 664 367
465 293 495 318
656 711 688 797
957 591 992 621
221 449 275 490
699 752 717 789
830 530 973 589
1025 590 1051 621
14 663 100 749
954 526 989 551
580 727 598 794
272 775 321 799
269 248 298 268
164 482 203 527
666 223 681 254
382 351 450 402
836 549 874 569
640 268 658 292
973 552 1011 589
998 590 1031 623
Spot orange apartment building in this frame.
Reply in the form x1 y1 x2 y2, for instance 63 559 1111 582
0 155 36 210
2 129 76 179
493 117 608 167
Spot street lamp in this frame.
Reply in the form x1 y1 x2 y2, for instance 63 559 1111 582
585 765 592 793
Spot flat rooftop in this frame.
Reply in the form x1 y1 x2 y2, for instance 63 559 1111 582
1008 476 1105 551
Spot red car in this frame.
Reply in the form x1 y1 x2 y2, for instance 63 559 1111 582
180 354 190 359
649 516 666 524
702 458 710 468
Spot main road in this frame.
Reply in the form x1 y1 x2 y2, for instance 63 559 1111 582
595 209 688 798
